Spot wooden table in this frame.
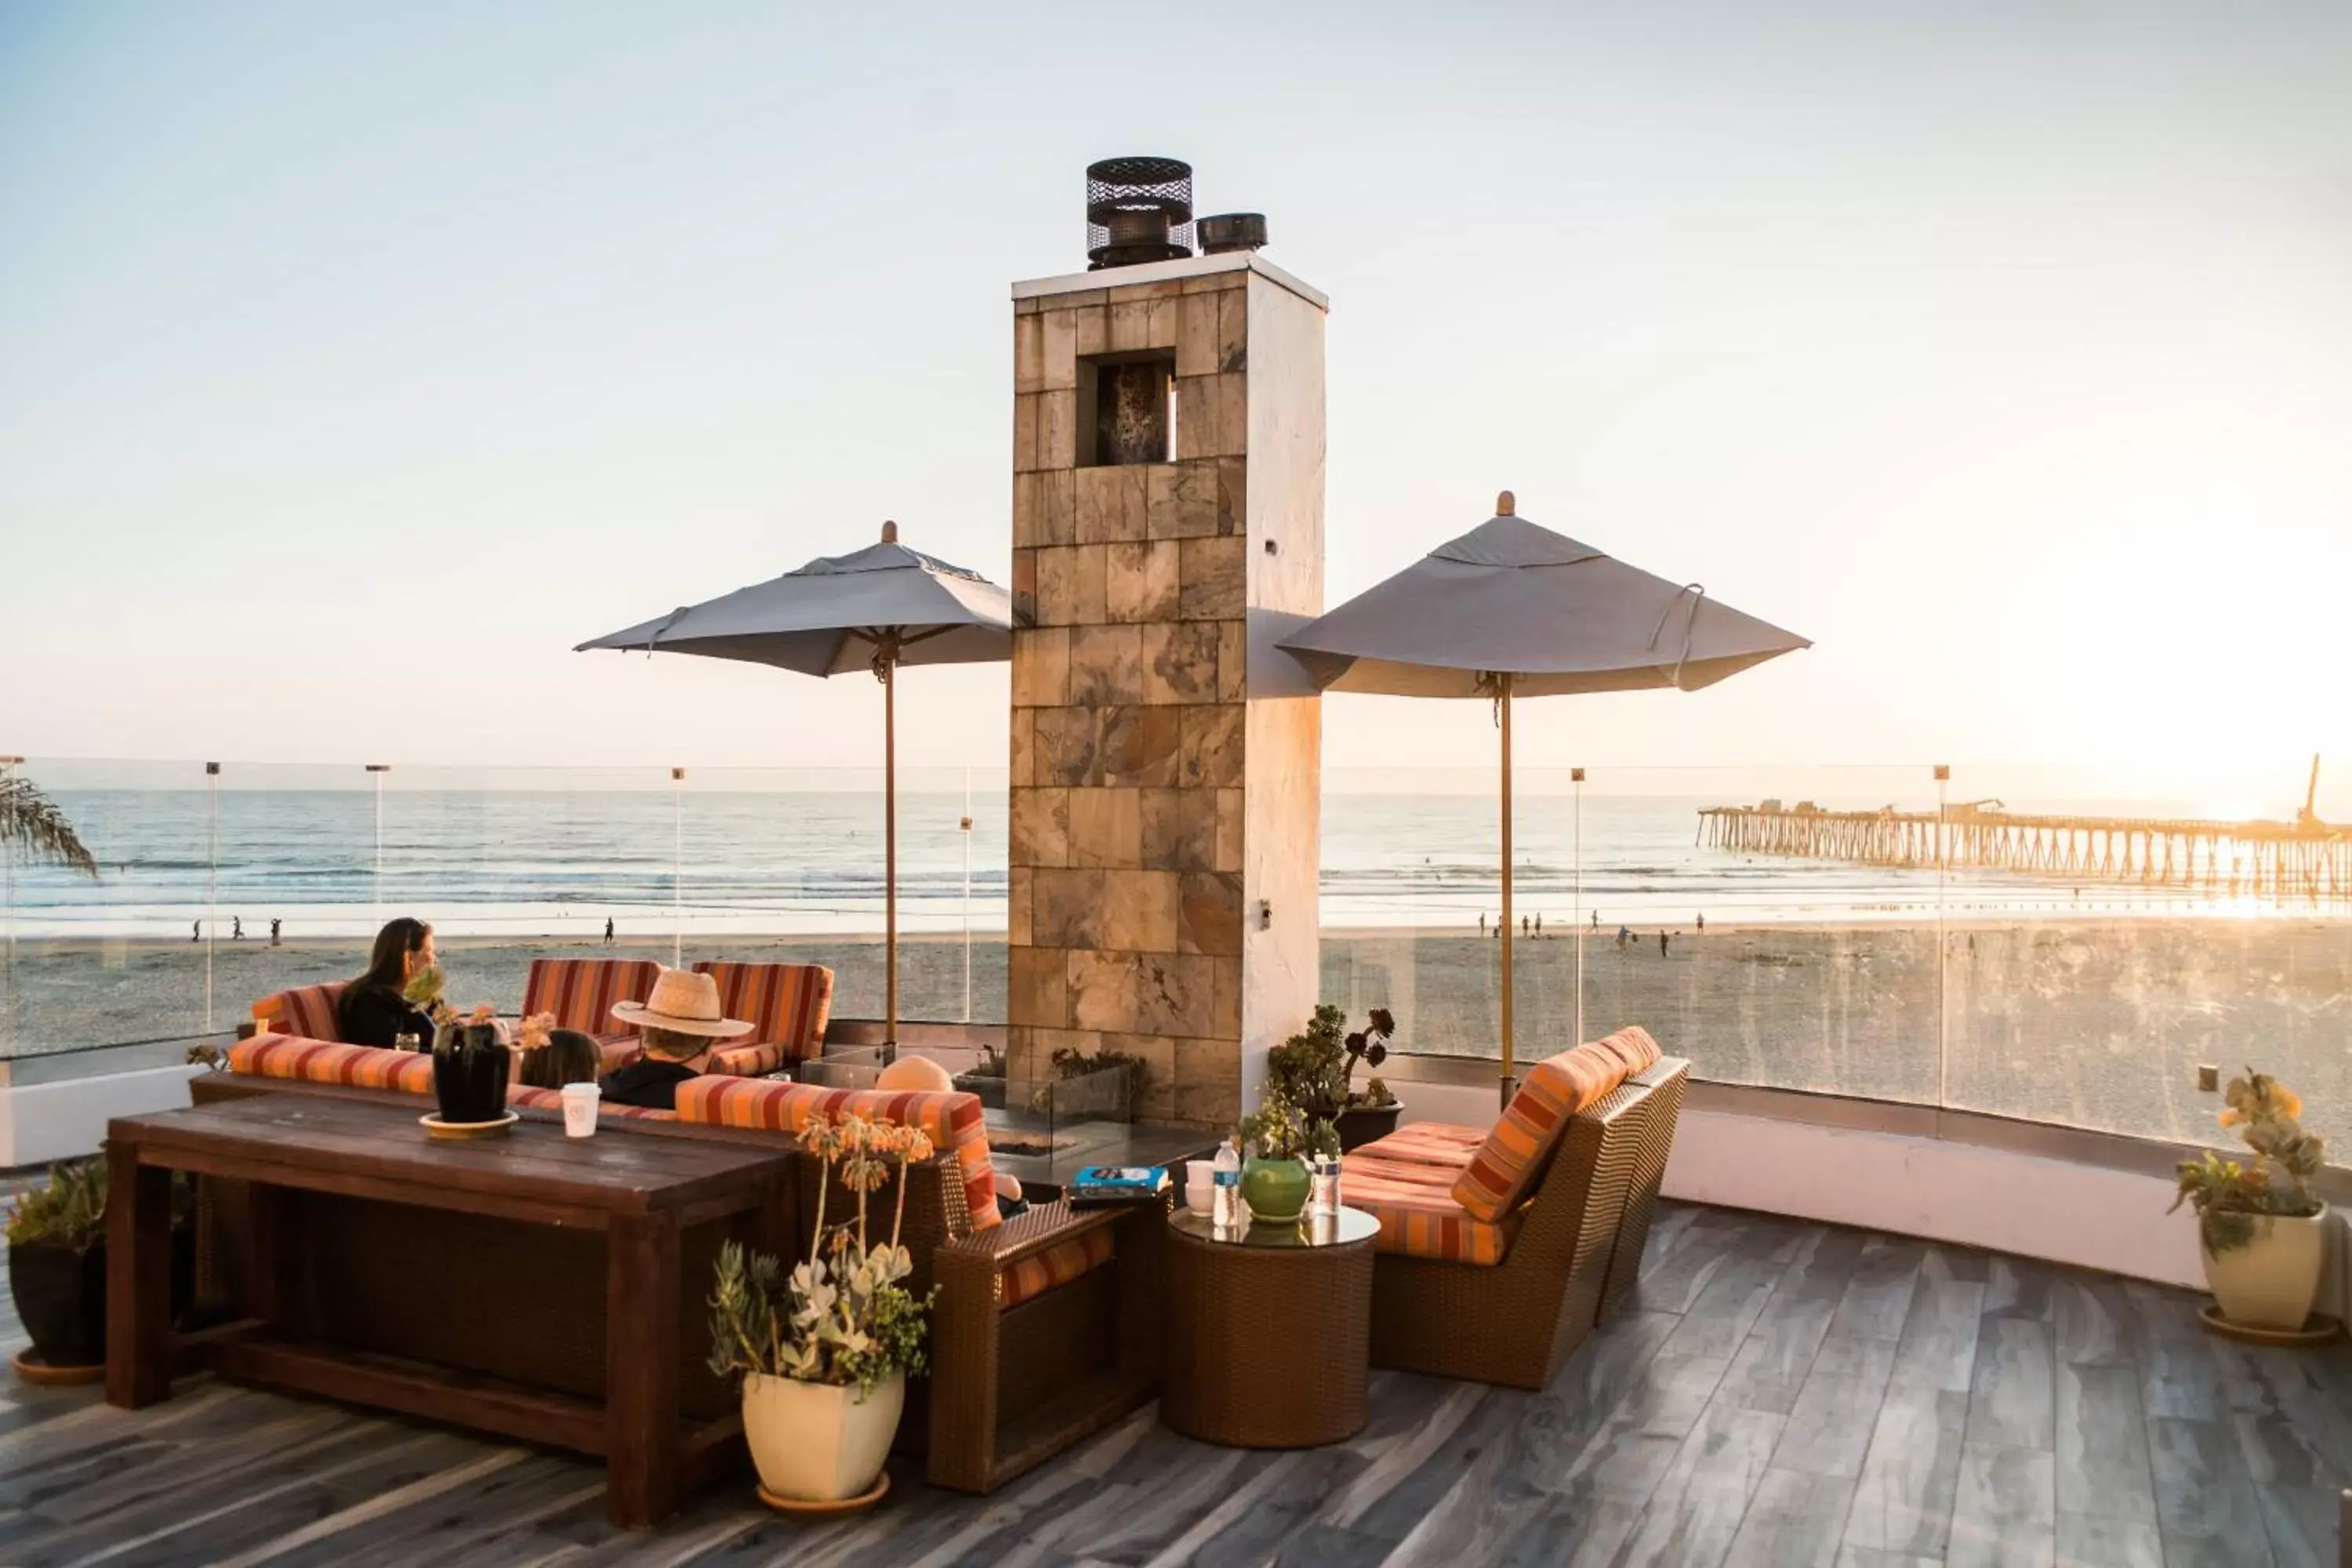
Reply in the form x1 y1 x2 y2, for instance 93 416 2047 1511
106 1094 791 1527
1160 1205 1377 1448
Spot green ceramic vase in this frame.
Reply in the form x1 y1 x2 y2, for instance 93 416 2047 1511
1241 1156 1310 1224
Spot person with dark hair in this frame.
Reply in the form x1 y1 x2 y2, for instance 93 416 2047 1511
337 916 441 1048
516 1026 604 1091
601 967 750 1111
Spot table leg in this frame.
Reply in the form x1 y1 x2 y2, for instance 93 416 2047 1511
104 1144 172 1409
604 1212 681 1528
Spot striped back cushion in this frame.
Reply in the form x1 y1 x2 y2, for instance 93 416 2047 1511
506 1083 673 1121
521 959 662 1036
675 1077 1001 1230
252 982 350 1042
1451 1026 1664 1224
230 1034 434 1094
692 962 834 1076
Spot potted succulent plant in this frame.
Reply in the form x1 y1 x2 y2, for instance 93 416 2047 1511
405 967 512 1124
1266 1004 1405 1152
708 1113 937 1507
1233 1088 1338 1225
2171 1069 2328 1330
7 1160 110 1374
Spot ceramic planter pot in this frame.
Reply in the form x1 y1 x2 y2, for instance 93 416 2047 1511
2202 1204 2328 1330
742 1370 906 1501
1334 1102 1403 1152
433 1022 510 1124
1241 1156 1310 1224
8 1241 107 1368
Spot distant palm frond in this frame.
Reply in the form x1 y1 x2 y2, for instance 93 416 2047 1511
0 777 98 879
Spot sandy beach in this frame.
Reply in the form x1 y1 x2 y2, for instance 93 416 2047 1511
5 917 2347 1151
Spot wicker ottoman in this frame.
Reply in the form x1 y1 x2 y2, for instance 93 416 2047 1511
1160 1206 1377 1447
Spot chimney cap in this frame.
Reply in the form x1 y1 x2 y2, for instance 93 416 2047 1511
880 520 898 543
1495 491 1516 517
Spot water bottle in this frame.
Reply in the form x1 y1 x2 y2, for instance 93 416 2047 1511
1211 1139 1243 1229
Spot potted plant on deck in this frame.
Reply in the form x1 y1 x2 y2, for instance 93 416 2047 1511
7 1160 110 1378
1233 1088 1338 1225
707 1114 938 1508
1265 1004 1404 1152
2171 1069 2328 1330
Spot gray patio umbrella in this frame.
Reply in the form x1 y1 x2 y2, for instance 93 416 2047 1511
578 522 1016 1048
1280 493 1809 1103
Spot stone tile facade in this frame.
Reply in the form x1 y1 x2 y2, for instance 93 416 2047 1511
1007 256 1325 1127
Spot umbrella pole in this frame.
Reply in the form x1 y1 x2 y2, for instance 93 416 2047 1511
884 645 899 1060
1499 673 1516 1109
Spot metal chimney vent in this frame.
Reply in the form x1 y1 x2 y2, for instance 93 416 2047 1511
1086 156 1195 270
1196 212 1268 255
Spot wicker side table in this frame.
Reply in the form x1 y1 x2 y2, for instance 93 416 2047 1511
1160 1206 1377 1448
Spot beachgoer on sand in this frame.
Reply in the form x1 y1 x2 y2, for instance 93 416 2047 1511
1658 930 1670 956
231 916 243 941
604 916 615 946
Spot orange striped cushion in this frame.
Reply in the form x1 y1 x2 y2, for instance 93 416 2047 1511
999 1225 1116 1311
252 982 349 1042
1344 1163 1515 1265
1356 1121 1486 1171
521 959 662 1036
674 1078 1002 1230
693 962 834 1076
230 1034 434 1094
506 1083 673 1121
1450 1026 1662 1223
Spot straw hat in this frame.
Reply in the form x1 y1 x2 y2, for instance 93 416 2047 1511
610 967 752 1038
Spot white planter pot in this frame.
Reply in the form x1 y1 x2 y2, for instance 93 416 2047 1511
741 1370 905 1502
2201 1204 2328 1330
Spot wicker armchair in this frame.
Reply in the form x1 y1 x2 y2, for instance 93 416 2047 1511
1367 1058 1689 1389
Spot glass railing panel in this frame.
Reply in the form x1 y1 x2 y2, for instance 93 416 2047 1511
1936 760 2352 1149
1319 764 1942 1103
681 766 1008 1026
3 757 225 1054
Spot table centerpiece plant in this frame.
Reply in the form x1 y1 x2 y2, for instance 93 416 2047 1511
707 1113 938 1504
2170 1068 2328 1330
403 965 521 1123
1233 1087 1339 1225
1265 1004 1403 1152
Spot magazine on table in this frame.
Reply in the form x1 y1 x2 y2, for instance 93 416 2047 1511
1067 1165 1171 1207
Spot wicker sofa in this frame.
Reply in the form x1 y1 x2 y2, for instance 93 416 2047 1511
185 1033 1160 1494
249 957 832 1079
1341 1029 1690 1389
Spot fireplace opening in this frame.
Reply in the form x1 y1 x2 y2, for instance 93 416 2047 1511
1079 350 1176 466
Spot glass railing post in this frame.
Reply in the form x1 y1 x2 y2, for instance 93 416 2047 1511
2 754 16 1052
1572 764 1585 1046
961 765 975 1024
205 760 220 1034
1935 762 1950 1110
671 767 685 967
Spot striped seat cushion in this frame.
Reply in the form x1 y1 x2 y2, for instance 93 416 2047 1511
521 959 662 1036
1345 1157 1516 1265
674 1078 1002 1230
1354 1121 1486 1171
1451 1026 1663 1224
692 962 834 1077
251 982 350 1042
506 1083 672 1121
230 1034 434 1094
998 1226 1116 1312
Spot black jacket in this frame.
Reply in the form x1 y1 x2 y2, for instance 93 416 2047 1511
601 1057 701 1111
337 984 438 1050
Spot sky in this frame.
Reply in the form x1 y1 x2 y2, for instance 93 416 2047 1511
4 2 2350 813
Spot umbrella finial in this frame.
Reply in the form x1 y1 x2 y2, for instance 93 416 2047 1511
1495 491 1515 517
880 520 899 544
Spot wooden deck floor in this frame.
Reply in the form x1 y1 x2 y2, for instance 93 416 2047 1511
0 1203 2341 1567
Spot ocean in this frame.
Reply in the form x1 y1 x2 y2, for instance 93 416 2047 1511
0 781 2283 942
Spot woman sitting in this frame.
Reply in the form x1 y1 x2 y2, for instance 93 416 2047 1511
514 1024 604 1091
336 917 441 1049
601 967 752 1111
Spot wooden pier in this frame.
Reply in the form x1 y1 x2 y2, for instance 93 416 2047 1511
1697 798 2352 901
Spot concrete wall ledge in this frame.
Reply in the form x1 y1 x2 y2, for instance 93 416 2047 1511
0 1065 203 1169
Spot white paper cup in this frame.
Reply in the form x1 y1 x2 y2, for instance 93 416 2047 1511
561 1082 601 1138
1185 1169 1215 1211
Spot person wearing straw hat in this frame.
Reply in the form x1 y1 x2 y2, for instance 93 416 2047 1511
601 966 753 1111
